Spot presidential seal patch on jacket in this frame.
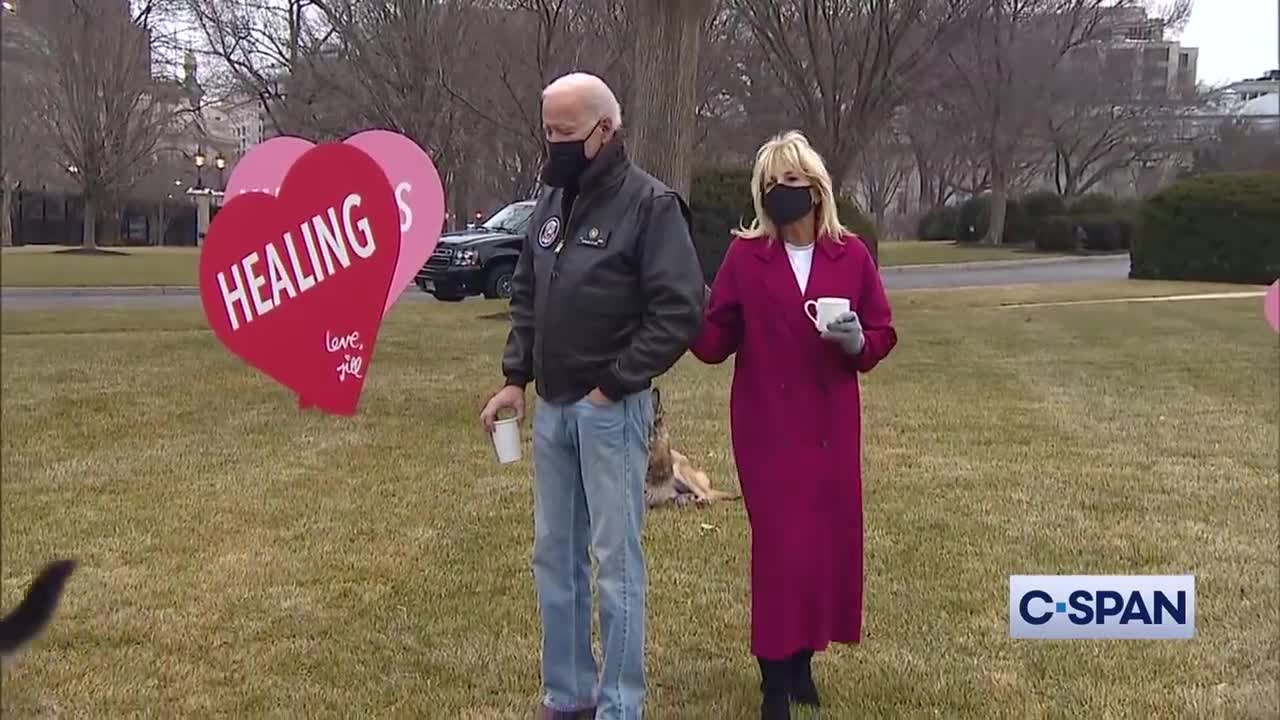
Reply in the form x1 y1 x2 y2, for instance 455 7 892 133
538 217 560 248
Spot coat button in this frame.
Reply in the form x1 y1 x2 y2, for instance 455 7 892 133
820 440 829 448
779 383 787 390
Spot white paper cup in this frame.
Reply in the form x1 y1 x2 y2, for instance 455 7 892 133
492 417 521 464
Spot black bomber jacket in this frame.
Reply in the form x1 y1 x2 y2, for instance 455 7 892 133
500 139 706 404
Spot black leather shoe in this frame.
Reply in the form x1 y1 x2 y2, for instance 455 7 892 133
790 650 820 706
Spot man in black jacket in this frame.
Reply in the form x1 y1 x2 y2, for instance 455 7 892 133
481 72 705 720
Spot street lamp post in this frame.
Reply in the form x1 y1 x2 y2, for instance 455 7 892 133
194 147 206 190
214 153 226 190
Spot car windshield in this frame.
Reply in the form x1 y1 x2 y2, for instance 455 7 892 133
481 203 535 235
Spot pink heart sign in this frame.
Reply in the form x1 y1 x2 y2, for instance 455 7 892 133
221 130 446 315
345 130 446 315
224 136 314 199
199 143 402 416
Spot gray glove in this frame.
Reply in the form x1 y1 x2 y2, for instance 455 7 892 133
820 311 865 356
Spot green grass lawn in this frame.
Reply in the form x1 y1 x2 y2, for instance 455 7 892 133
0 247 200 288
1 241 1068 288
2 286 1276 718
876 240 1067 267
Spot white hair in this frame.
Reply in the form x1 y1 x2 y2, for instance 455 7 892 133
543 72 623 128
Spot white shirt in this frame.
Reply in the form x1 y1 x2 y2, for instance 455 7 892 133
784 242 815 295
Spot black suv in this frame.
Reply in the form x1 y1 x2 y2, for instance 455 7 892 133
415 200 535 302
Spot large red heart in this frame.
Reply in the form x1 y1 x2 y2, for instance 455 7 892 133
199 143 401 416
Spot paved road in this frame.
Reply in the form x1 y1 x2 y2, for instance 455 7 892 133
0 255 1130 310
881 254 1129 290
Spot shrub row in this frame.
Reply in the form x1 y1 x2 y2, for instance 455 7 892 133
1131 172 1280 284
918 191 1135 251
689 168 881 280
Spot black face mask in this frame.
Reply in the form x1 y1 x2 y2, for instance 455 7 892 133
541 121 602 188
762 184 814 227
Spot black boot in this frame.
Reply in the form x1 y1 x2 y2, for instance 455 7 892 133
757 657 792 720
789 649 820 707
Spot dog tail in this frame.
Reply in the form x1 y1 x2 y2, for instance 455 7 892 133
689 470 741 502
701 489 741 502
0 559 76 657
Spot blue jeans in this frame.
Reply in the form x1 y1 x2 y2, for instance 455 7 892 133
531 389 654 720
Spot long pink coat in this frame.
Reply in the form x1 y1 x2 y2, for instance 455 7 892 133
689 232 897 660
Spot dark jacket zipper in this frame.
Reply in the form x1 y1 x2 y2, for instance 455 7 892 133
542 195 582 399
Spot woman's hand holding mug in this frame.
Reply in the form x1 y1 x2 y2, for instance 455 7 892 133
820 311 865 356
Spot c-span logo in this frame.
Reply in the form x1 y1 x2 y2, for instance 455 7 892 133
1009 575 1195 640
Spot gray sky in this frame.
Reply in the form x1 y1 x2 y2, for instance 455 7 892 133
1178 0 1279 85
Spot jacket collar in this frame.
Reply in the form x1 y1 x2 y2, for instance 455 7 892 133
752 232 847 261
575 137 630 195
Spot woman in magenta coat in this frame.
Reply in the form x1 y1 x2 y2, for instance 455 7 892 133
689 130 898 720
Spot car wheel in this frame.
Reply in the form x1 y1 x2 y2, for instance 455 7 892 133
484 262 516 300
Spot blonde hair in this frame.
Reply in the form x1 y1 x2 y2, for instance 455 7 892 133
736 130 847 242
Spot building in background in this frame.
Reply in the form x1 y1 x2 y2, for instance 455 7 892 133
219 94 277 155
1222 69 1280 102
1098 5 1199 100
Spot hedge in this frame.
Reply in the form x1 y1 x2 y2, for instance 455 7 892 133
1021 190 1068 220
1130 172 1280 284
917 205 961 241
1033 216 1076 251
924 190 1138 250
689 168 881 279
1029 213 1135 252
1069 193 1119 215
956 194 1032 243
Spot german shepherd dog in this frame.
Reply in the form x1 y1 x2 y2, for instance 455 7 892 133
644 386 738 508
0 560 75 659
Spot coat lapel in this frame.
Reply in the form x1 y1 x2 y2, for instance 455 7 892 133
805 235 847 302
753 236 821 344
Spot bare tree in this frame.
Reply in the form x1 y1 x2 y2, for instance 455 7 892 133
0 18 45 246
731 0 979 194
943 0 1116 244
130 147 197 246
849 121 910 229
439 0 631 199
690 1 757 164
628 0 716 198
20 2 193 249
185 0 336 137
1040 0 1197 197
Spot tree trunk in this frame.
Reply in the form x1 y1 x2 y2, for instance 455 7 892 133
987 170 1009 246
1 180 13 247
914 150 936 211
150 204 168 246
627 0 711 199
82 196 98 249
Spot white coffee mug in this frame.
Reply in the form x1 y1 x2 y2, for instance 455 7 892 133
804 297 851 332
491 417 522 464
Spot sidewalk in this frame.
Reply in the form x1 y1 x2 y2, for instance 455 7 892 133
996 290 1264 309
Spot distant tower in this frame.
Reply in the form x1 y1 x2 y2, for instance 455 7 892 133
182 48 204 107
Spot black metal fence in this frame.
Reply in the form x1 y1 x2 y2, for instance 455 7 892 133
8 189 202 247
